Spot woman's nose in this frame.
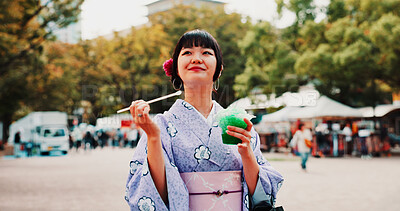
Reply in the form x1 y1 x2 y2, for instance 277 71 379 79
191 54 203 64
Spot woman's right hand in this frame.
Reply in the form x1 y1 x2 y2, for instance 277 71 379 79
130 100 160 141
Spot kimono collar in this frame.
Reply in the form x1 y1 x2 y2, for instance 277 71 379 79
167 99 224 140
190 100 217 127
169 99 223 119
167 99 234 168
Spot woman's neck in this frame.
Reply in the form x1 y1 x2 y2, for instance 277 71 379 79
183 84 213 118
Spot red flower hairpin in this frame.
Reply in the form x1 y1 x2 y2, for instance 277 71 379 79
163 58 173 77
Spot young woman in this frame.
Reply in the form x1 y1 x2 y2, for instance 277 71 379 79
290 123 312 170
126 29 283 211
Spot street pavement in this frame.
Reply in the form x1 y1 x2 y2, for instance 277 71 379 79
1 148 400 211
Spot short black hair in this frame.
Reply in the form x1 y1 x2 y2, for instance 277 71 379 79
298 123 304 130
171 29 223 90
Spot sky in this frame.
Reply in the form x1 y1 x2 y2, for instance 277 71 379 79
81 0 330 40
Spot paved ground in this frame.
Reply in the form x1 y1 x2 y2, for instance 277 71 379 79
1 148 399 211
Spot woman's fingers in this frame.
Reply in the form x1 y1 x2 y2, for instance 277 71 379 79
227 119 253 147
135 102 150 123
227 126 251 139
130 100 144 113
128 100 160 138
130 100 150 125
244 118 253 131
129 101 138 117
143 106 151 118
226 130 250 143
229 119 254 156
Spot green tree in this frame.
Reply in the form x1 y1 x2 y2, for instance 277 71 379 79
0 0 83 142
294 0 400 106
275 0 318 50
369 13 400 91
235 22 299 98
59 24 172 124
98 25 172 117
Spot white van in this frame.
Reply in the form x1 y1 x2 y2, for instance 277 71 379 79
8 111 69 155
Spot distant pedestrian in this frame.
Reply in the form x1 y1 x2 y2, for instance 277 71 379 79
128 129 139 148
14 132 21 158
83 131 94 150
68 134 74 150
315 123 328 157
71 127 83 152
117 128 123 147
26 140 33 157
290 123 312 170
351 122 359 156
358 127 371 159
98 129 108 148
342 123 352 155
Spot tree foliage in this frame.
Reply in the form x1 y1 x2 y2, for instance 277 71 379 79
234 22 299 98
240 0 399 107
0 0 83 141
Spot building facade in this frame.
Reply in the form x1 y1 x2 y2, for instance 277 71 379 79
146 0 225 16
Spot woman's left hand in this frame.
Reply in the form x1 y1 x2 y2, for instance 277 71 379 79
226 118 254 157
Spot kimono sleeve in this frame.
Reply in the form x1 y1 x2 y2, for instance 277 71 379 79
250 128 284 206
125 115 189 211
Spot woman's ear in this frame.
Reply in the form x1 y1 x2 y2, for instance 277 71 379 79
218 65 224 78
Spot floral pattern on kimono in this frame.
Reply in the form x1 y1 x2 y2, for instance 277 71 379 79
125 99 284 210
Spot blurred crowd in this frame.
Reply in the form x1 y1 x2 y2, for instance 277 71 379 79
257 120 397 159
69 123 141 151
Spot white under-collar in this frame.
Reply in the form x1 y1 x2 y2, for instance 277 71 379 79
184 100 217 127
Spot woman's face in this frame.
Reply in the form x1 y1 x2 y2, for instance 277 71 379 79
177 46 217 88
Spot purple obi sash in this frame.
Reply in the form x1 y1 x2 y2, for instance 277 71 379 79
180 171 243 211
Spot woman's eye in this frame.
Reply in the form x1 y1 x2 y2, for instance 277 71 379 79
182 51 191 55
203 51 213 55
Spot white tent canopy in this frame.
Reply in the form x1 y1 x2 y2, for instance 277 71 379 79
286 96 363 119
358 105 400 118
229 89 320 110
261 107 302 122
261 96 363 122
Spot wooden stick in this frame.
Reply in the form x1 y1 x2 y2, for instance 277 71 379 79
116 90 182 113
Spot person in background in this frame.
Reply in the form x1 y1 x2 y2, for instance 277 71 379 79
332 123 341 157
128 129 139 148
358 126 371 159
290 123 312 170
98 129 108 149
315 122 328 157
83 131 94 151
14 131 21 158
68 134 74 150
25 140 33 157
71 126 83 152
352 121 359 156
342 123 352 155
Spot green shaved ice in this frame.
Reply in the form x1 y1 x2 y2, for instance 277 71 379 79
220 115 247 145
215 107 255 145
222 133 242 145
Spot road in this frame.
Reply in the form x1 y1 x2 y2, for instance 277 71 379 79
1 148 399 211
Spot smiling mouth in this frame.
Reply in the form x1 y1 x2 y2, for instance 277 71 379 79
189 67 205 72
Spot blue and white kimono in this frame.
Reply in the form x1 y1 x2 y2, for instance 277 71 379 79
125 99 284 210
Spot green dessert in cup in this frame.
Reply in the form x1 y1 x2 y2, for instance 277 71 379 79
215 107 255 145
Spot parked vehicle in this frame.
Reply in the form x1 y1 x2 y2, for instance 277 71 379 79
8 111 69 155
